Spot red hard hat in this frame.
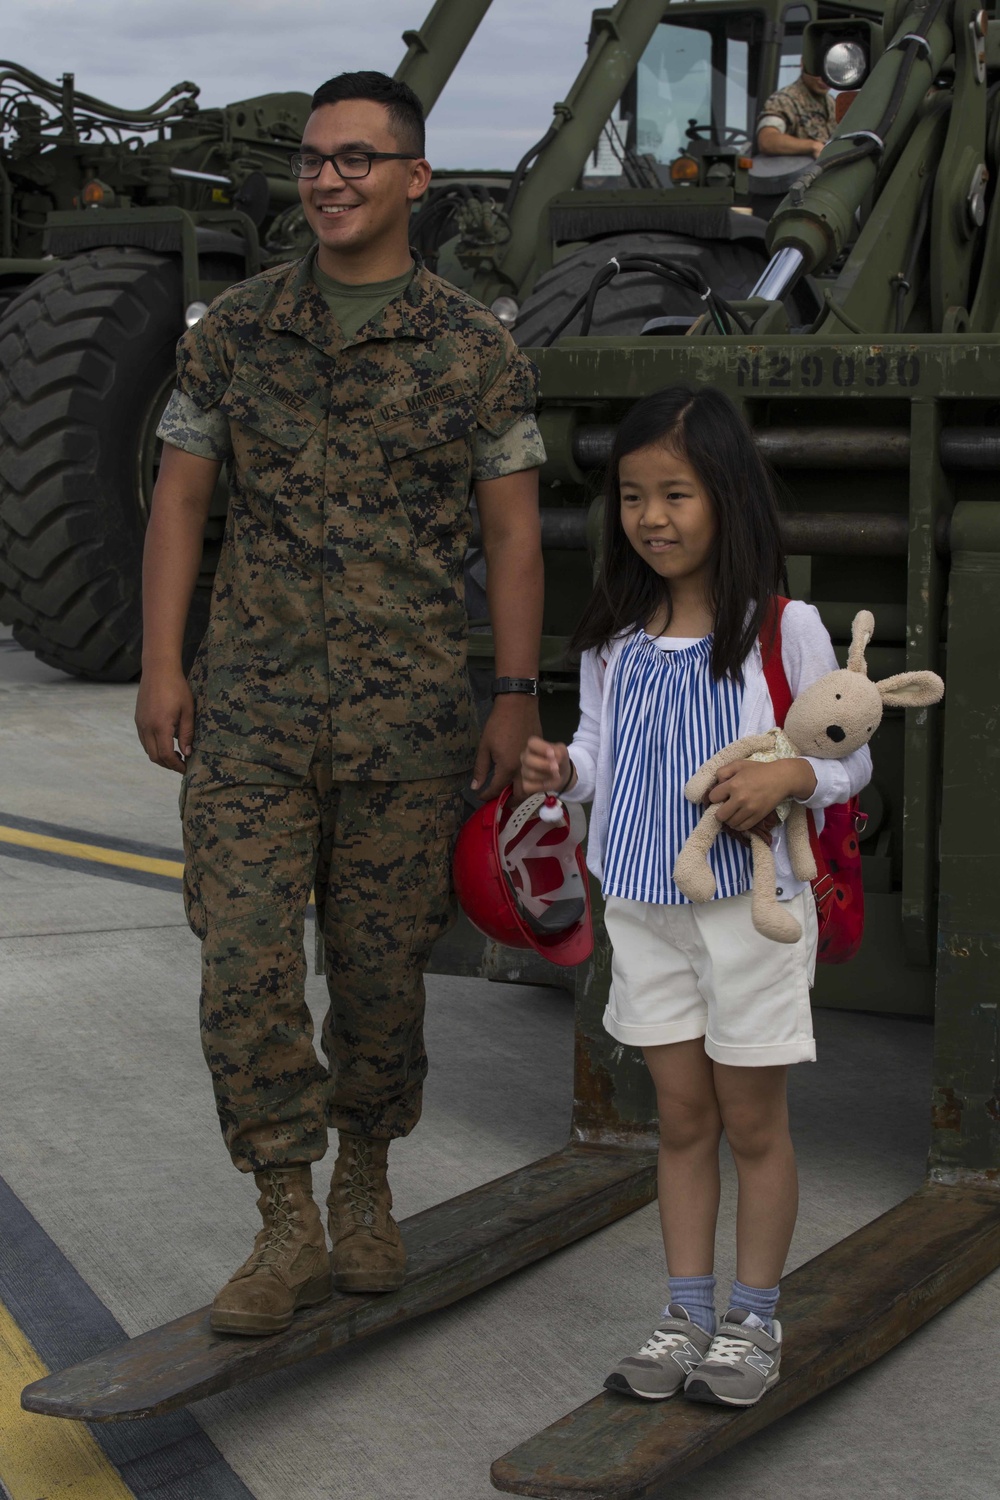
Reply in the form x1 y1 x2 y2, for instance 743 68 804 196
452 786 593 967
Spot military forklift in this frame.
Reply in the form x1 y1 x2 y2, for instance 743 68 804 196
12 2 1000 1495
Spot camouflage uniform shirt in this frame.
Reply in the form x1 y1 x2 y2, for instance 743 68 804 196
757 77 836 145
158 249 544 781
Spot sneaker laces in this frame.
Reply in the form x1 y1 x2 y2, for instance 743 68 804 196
638 1327 694 1359
706 1333 753 1366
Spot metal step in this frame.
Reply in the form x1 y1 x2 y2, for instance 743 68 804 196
490 1182 1000 1499
20 1142 656 1423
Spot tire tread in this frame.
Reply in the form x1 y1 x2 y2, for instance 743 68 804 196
0 248 182 679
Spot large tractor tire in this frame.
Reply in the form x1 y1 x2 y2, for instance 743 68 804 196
512 230 815 346
0 248 210 680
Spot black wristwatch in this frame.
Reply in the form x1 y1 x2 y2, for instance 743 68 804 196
491 676 538 698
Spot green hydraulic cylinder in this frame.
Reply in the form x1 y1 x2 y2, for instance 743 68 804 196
393 0 496 115
766 0 955 276
475 0 674 300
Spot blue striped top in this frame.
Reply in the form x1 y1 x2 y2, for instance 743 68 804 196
602 630 752 904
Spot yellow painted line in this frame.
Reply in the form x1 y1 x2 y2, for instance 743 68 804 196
0 822 317 907
0 1300 136 1499
0 824 184 880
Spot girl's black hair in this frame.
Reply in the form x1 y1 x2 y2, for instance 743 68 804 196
570 385 784 681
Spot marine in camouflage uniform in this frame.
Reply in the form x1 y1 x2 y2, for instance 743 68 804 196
158 247 544 1174
757 75 836 150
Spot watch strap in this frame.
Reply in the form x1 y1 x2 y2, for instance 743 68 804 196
491 676 538 697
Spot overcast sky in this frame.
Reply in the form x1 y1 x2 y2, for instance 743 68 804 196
2 0 592 167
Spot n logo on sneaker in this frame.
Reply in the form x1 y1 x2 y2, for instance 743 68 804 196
669 1340 704 1374
746 1350 774 1375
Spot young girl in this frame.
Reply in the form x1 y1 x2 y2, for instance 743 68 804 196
520 386 871 1408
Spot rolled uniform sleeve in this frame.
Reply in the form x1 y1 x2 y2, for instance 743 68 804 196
156 307 235 460
756 81 834 145
758 91 795 134
472 414 546 480
157 388 232 461
471 331 544 479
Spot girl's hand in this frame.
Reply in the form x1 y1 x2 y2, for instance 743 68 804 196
520 736 574 797
707 758 817 832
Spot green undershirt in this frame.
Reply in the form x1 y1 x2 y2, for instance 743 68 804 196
311 260 416 341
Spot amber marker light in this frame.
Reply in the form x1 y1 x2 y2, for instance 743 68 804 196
82 180 106 206
670 156 700 184
738 157 753 170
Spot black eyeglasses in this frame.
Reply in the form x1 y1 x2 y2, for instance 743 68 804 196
289 150 420 180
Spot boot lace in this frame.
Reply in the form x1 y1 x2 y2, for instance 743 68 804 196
344 1139 380 1227
253 1175 297 1269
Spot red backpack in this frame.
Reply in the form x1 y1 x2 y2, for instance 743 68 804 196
759 597 867 964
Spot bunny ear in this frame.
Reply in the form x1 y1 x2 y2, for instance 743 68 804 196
878 671 945 709
847 611 875 675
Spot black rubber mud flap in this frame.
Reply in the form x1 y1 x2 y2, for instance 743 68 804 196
0 248 210 680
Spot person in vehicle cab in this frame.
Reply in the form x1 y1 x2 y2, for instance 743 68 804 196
135 71 545 1336
756 70 835 159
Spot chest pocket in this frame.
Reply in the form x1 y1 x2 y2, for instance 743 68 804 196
218 376 322 525
373 389 478 542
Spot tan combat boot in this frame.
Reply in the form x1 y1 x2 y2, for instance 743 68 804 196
211 1165 332 1335
327 1133 406 1293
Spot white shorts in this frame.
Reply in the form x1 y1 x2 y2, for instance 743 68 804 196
602 890 818 1067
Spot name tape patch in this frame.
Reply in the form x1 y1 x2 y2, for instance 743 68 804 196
376 381 469 423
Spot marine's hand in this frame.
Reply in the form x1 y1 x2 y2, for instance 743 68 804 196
519 735 574 798
135 667 194 773
707 758 816 832
473 696 543 800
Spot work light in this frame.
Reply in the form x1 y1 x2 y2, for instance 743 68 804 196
824 40 868 88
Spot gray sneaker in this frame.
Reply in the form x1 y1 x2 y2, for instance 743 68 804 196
604 1304 714 1401
683 1308 782 1406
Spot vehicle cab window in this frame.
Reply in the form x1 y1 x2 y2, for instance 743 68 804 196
583 11 766 186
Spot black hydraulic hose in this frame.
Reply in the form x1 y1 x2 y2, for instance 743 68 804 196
596 256 747 332
503 121 562 216
0 62 199 126
590 255 751 334
409 199 461 257
410 184 496 264
714 294 751 334
540 253 745 346
541 277 613 345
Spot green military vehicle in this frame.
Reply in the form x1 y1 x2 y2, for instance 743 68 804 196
8 3 1000 1486
0 0 863 682
0 65 315 674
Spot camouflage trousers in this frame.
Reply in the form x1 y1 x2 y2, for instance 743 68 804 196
180 740 467 1172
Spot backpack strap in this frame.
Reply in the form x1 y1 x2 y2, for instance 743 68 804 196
759 596 793 728
759 595 832 885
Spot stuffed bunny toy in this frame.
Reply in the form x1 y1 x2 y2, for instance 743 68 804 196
672 610 944 944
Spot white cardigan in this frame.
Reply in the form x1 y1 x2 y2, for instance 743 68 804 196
563 600 873 900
